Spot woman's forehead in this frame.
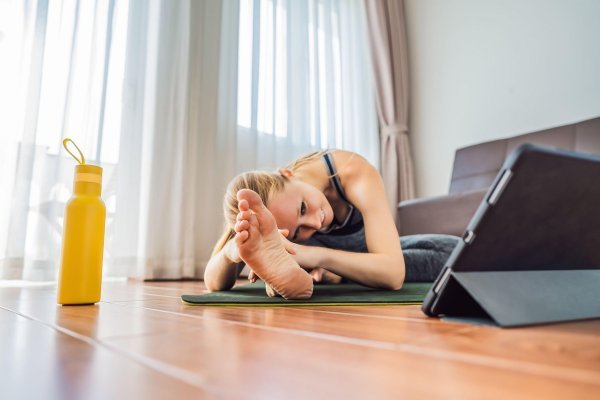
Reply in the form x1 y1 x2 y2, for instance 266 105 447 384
268 185 300 225
269 184 298 209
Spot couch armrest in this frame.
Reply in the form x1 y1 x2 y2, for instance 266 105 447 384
397 189 487 237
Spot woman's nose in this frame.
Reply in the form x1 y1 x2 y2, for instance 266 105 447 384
305 210 321 229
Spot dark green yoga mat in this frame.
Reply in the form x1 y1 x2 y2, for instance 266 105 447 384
181 281 432 306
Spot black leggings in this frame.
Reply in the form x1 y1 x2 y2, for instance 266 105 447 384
400 234 460 282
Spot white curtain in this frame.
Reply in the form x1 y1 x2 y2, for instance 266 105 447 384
0 0 377 281
114 0 378 280
235 0 379 170
0 0 129 281
110 0 241 279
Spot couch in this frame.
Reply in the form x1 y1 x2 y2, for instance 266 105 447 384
398 116 600 237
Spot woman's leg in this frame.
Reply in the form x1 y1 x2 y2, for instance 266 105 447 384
235 189 313 299
400 234 460 282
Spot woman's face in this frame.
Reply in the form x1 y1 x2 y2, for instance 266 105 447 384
268 179 334 242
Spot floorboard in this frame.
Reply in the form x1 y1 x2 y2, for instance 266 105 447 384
1 279 598 399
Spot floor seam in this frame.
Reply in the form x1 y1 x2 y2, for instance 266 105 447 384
134 303 600 386
0 304 225 397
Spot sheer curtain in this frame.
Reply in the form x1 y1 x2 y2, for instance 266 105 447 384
0 0 129 281
0 0 378 281
235 0 379 170
110 0 242 280
114 0 378 280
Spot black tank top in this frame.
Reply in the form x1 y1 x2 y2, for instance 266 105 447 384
301 152 368 252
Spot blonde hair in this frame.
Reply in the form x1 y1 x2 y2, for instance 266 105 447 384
212 150 329 256
285 150 328 171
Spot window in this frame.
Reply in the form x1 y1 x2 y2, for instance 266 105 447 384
236 0 378 158
0 0 129 164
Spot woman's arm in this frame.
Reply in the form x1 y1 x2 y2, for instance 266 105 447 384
203 240 245 291
295 246 404 290
291 152 405 289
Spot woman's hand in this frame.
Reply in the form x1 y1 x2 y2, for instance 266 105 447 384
246 230 341 285
309 268 343 284
287 242 322 270
277 229 297 256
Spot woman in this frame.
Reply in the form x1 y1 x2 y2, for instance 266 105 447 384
204 150 459 299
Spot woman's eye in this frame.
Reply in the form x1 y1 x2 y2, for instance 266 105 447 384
300 201 307 215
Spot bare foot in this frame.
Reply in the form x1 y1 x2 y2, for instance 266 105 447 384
234 189 313 300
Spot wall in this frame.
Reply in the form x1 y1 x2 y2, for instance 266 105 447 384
404 0 600 197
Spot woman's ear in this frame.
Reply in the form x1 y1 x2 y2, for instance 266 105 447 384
278 168 294 178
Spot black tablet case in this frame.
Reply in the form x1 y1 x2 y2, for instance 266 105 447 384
422 144 600 327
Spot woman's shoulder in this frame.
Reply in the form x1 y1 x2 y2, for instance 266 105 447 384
328 150 378 181
292 149 377 189
329 151 386 214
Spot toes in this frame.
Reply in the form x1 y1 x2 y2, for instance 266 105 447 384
235 219 249 233
236 210 252 222
235 213 259 248
237 189 276 233
237 189 266 212
235 230 249 244
238 198 250 212
248 213 258 225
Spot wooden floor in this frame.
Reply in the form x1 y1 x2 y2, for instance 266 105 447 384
1 280 599 400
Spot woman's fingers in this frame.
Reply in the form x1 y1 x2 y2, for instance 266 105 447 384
278 229 289 237
248 270 259 282
310 268 324 283
320 269 343 284
276 229 296 255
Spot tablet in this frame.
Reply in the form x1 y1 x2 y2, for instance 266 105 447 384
421 143 600 326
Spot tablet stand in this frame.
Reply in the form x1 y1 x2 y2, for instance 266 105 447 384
432 270 600 327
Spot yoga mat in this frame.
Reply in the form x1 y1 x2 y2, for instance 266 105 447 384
181 281 432 306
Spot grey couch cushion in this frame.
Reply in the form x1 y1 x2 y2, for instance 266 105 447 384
449 117 600 194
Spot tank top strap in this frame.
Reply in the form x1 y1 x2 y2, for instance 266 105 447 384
318 151 362 234
322 152 350 203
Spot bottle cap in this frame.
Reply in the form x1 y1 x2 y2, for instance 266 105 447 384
63 138 103 184
74 164 102 184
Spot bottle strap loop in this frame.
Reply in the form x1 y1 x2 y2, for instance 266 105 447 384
63 138 86 165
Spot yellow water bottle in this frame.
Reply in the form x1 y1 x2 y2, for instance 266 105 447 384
57 138 106 305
